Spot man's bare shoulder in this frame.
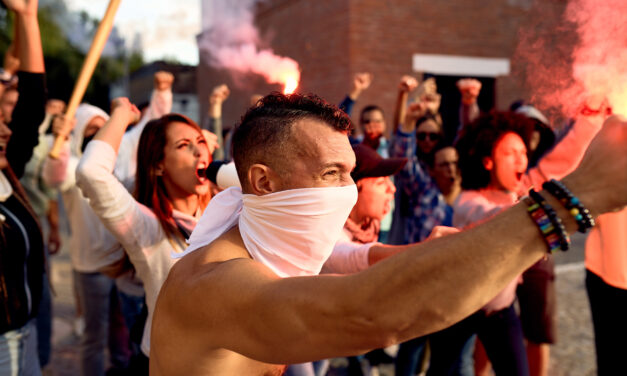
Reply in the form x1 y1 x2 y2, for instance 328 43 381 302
178 225 251 270
151 226 282 375
161 225 272 312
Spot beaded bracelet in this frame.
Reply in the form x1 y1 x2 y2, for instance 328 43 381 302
542 179 595 233
523 191 571 253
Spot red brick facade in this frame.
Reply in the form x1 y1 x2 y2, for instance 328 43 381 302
198 0 570 137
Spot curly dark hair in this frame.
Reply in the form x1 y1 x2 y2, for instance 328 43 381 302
455 111 535 190
232 92 353 191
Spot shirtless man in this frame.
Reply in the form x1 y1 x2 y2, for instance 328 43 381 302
150 92 627 375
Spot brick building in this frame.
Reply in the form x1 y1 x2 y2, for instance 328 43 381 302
111 61 200 123
197 0 572 139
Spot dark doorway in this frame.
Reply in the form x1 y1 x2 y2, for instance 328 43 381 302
423 73 495 144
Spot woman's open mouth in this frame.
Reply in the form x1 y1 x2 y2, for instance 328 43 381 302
196 163 208 183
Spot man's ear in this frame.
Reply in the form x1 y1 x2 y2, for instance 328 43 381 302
482 156 494 171
248 164 281 195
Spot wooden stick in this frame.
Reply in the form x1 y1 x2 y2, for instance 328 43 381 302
48 0 122 159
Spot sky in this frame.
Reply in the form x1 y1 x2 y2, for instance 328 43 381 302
65 0 202 65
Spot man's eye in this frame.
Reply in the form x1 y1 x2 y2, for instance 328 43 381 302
324 170 338 176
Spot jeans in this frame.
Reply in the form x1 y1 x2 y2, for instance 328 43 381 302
74 270 131 376
0 320 41 376
427 305 528 376
478 305 528 376
395 336 427 376
117 290 146 358
427 329 475 376
586 269 627 376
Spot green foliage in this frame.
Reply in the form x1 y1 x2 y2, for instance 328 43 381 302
0 1 144 110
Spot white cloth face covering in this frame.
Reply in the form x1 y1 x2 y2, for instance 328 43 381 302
176 184 358 277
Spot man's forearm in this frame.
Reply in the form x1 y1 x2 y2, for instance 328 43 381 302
344 194 573 343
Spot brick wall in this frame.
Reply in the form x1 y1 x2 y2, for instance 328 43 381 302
198 0 570 136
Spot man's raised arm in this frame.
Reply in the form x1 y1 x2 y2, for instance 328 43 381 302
153 115 627 365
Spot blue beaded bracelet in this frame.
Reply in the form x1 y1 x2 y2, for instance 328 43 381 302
542 179 595 233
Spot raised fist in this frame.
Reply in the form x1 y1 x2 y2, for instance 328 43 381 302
154 71 174 91
456 78 482 105
209 84 230 105
353 73 373 92
399 75 418 93
111 97 141 125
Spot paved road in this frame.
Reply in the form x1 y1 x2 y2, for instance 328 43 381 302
45 234 596 375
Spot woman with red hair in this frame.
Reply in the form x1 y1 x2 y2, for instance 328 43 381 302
75 98 215 373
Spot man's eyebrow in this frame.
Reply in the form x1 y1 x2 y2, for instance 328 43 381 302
321 161 353 171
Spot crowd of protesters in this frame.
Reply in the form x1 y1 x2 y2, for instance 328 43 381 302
1 2 626 376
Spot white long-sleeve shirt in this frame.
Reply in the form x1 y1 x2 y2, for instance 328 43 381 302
77 140 198 356
42 90 173 273
43 141 124 273
114 89 172 191
322 228 373 274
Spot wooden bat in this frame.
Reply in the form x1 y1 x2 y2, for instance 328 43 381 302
48 0 122 158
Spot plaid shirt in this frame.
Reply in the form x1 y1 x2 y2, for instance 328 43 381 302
390 130 450 244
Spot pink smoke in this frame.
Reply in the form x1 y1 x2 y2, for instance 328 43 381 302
516 0 627 120
199 0 300 94
566 0 627 114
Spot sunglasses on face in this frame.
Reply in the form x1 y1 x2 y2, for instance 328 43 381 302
416 132 441 141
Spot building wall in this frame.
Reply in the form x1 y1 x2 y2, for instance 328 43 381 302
112 61 200 122
198 0 570 137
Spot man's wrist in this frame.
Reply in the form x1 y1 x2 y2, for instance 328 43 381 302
560 174 601 219
349 89 361 100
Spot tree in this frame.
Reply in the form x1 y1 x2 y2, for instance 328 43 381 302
0 0 144 110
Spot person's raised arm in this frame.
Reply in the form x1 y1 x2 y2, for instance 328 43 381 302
7 0 43 74
114 73 172 190
457 78 481 133
5 0 46 177
94 98 140 153
338 72 372 116
76 98 159 252
146 71 173 119
398 101 427 134
522 99 609 191
392 75 418 134
155 115 627 365
204 84 229 160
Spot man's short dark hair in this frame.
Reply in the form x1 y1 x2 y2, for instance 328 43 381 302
232 92 353 191
428 141 455 168
359 105 384 124
455 111 535 190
